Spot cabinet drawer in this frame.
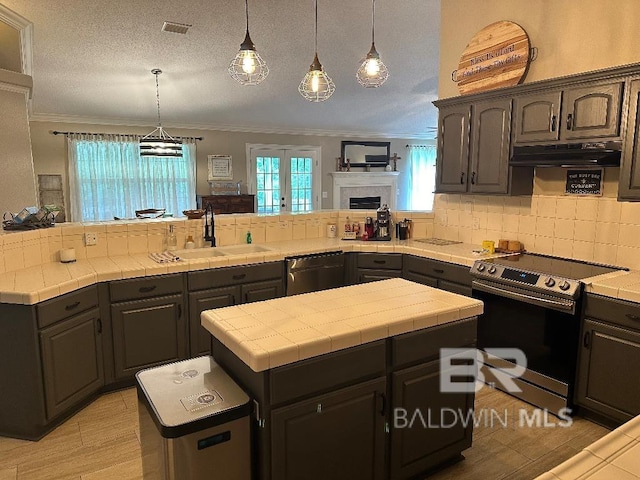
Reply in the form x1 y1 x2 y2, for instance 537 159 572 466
270 340 386 405
188 262 283 291
403 255 471 285
109 274 183 302
356 253 402 270
37 285 99 329
392 318 477 368
583 294 640 332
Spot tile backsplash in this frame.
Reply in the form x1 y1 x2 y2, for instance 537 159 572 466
433 193 640 269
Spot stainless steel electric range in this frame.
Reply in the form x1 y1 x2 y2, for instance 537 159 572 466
471 253 624 415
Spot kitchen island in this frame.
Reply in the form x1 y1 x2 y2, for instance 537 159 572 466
201 278 483 480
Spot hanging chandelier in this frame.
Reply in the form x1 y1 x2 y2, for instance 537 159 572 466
356 0 389 88
228 0 269 85
140 69 182 157
298 0 335 102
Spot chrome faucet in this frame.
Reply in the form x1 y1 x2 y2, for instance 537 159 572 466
203 203 216 247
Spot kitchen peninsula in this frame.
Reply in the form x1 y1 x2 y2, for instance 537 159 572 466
202 278 483 480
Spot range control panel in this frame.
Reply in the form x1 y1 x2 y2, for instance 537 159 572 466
471 260 581 298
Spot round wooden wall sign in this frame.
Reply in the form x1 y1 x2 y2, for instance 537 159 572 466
455 21 531 95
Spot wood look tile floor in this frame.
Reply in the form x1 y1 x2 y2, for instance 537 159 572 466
0 387 611 480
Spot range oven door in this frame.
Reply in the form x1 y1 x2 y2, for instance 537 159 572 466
472 279 580 412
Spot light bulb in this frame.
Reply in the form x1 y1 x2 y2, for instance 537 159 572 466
241 51 256 74
311 71 320 92
365 58 380 76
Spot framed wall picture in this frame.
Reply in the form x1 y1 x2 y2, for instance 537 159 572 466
565 169 603 196
207 155 233 180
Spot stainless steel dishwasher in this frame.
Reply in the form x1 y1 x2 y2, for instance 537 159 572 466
285 251 345 295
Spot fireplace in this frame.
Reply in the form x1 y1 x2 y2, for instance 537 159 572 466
329 172 399 210
349 196 381 209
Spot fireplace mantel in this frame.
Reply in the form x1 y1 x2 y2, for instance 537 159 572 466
330 171 399 210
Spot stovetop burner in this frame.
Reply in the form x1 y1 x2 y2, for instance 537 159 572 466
484 253 622 280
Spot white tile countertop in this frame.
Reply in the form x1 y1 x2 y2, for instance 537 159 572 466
535 414 640 480
584 270 640 303
0 238 503 305
201 278 484 372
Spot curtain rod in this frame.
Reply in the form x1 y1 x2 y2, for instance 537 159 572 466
51 130 203 141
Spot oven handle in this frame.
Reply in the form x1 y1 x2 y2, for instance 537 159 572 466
472 280 576 314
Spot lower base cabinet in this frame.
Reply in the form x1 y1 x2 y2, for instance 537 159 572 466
40 307 104 420
111 294 186 381
403 255 473 297
271 378 386 480
189 286 239 357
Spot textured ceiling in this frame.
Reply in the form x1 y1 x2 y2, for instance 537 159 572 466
4 0 440 139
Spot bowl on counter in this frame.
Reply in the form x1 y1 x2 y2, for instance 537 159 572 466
182 209 205 219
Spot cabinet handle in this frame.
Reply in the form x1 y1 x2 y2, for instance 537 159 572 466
626 313 640 322
583 331 590 349
566 113 573 130
316 403 322 413
139 285 157 293
232 274 247 281
96 318 102 334
373 260 386 265
65 301 81 311
433 268 445 274
177 304 182 319
471 171 476 185
378 393 386 416
550 115 557 132
460 172 465 184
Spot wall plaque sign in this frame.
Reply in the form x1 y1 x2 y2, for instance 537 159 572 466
565 169 603 196
207 155 233 180
454 21 531 95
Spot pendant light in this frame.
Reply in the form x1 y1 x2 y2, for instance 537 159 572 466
140 69 182 157
228 0 269 85
298 0 335 102
356 0 389 88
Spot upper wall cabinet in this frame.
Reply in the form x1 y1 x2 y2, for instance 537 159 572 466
513 81 624 144
619 79 640 200
435 104 470 193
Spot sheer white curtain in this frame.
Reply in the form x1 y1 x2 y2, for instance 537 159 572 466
399 144 437 211
68 134 196 222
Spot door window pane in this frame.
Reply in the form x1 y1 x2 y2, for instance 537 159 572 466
290 156 313 212
256 156 281 213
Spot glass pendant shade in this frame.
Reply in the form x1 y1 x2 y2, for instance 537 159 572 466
356 43 389 88
140 69 182 158
228 0 268 85
299 54 335 102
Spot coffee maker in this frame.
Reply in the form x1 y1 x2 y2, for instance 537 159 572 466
374 204 392 241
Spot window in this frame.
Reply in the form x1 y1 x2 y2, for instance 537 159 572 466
67 135 196 222
247 144 320 213
399 145 437 211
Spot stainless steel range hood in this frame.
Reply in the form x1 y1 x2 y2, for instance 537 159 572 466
510 141 622 167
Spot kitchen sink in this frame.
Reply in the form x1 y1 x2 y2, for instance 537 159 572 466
174 248 227 259
218 244 273 255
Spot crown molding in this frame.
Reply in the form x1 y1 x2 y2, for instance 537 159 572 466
28 113 435 140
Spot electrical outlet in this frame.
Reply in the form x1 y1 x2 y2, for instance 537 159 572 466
473 217 480 230
439 213 448 226
84 232 97 246
322 191 328 198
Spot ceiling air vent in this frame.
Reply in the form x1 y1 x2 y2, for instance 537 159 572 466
161 21 192 35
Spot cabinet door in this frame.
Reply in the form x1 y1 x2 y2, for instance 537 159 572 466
469 98 512 194
576 319 640 424
390 359 474 480
271 378 386 480
436 104 471 193
403 270 438 288
619 80 640 199
111 294 186 381
513 91 562 143
357 268 403 284
437 279 472 297
241 278 283 303
561 82 623 140
40 308 104 420
188 286 240 357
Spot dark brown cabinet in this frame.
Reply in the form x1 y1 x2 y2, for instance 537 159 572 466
197 194 255 214
403 255 472 297
40 308 104 420
619 79 640 200
188 286 239 357
576 294 640 424
271 378 386 480
436 98 531 195
356 253 403 283
513 81 624 144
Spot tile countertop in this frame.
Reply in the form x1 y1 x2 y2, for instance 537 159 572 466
535 414 640 480
0 238 503 305
200 278 484 372
585 270 640 303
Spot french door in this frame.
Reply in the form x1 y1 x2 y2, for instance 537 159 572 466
247 144 321 213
